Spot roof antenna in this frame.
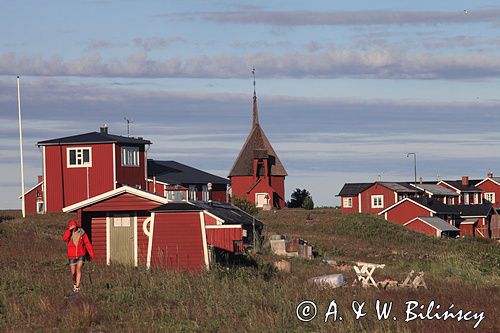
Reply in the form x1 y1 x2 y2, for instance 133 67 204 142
124 117 133 137
252 66 259 127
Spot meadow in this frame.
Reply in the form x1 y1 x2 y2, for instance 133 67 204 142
0 209 498 332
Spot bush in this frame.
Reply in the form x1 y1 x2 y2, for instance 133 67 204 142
302 196 314 210
233 196 258 216
287 188 310 208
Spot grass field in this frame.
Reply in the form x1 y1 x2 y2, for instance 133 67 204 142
0 209 498 332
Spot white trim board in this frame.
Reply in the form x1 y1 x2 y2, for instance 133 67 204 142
205 224 242 229
199 212 210 270
378 198 436 216
63 185 168 213
18 181 44 198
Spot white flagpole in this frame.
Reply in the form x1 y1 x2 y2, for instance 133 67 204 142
17 76 26 218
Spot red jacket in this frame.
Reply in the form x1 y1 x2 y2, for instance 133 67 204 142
62 220 95 260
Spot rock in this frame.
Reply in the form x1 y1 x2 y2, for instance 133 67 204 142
309 274 345 288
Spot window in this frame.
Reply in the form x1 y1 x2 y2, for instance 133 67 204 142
343 197 353 208
121 147 140 166
485 192 495 203
167 190 187 201
36 201 44 214
464 194 469 205
474 193 479 204
67 147 91 167
189 185 197 201
113 215 131 227
202 185 210 201
371 195 384 208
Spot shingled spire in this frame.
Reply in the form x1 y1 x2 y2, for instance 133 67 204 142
252 67 259 128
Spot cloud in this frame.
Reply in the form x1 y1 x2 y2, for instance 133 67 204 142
133 37 186 51
85 39 127 51
3 46 500 79
172 9 500 26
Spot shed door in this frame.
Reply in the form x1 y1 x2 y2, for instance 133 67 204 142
110 214 134 265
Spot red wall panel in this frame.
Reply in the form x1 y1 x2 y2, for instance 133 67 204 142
23 183 43 215
340 196 359 213
151 212 205 271
405 219 437 237
90 216 107 264
206 227 242 252
137 215 150 265
115 145 147 190
385 200 432 225
360 183 398 215
476 179 500 208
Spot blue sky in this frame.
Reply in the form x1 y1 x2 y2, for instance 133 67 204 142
1 1 500 208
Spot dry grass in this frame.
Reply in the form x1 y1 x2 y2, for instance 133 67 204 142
0 209 498 332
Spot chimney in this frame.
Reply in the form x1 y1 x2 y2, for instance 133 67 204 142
488 172 493 178
100 124 108 134
37 175 43 183
461 176 469 186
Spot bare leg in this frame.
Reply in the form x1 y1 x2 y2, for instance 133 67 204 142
76 261 83 287
70 264 76 285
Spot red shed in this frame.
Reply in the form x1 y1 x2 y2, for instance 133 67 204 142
404 216 459 238
19 177 44 215
63 186 252 270
475 174 500 208
228 88 287 209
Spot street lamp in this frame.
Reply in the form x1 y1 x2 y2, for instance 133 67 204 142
407 153 417 184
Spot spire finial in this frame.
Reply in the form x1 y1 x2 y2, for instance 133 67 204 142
252 66 259 127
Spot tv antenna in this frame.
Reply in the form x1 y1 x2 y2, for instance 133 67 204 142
124 117 133 137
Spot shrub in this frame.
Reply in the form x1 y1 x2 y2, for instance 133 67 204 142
302 196 314 210
287 188 310 208
233 196 258 216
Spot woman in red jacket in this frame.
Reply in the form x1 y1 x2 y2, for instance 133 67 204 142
62 220 94 293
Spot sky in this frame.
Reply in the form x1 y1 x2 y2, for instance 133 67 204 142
1 0 500 208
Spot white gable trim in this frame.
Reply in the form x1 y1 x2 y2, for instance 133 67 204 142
62 185 168 212
203 210 224 225
205 225 242 229
378 198 436 216
18 181 44 199
437 181 461 194
199 212 210 270
475 177 500 187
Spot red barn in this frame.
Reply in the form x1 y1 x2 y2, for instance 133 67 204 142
475 173 500 208
36 126 151 213
229 89 287 209
63 186 260 270
404 216 459 238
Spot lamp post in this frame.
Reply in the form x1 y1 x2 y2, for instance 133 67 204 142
407 153 417 184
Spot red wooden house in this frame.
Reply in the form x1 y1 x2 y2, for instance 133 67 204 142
18 176 44 214
229 89 287 209
337 182 420 214
378 197 456 226
475 173 500 208
36 126 151 213
437 176 483 205
62 185 261 270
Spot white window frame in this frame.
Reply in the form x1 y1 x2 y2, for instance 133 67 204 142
202 185 210 201
484 192 495 203
343 197 353 208
371 195 384 208
189 185 197 201
121 146 140 167
113 214 131 227
67 147 92 168
464 194 469 205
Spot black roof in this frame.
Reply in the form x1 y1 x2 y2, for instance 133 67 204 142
440 180 483 193
337 183 373 196
148 160 230 185
151 202 203 212
450 204 493 217
412 197 456 214
194 201 264 227
37 131 151 146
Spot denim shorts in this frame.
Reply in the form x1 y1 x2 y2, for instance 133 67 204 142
68 256 85 265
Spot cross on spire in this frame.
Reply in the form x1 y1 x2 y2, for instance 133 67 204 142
252 66 259 127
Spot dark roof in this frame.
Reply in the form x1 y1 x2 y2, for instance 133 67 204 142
412 197 456 214
148 160 230 185
194 201 264 227
337 183 373 196
378 182 421 193
450 204 493 217
440 180 483 192
415 216 459 232
228 95 287 177
411 183 459 196
37 131 151 146
151 202 203 212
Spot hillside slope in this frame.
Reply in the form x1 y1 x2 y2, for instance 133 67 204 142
0 209 498 332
